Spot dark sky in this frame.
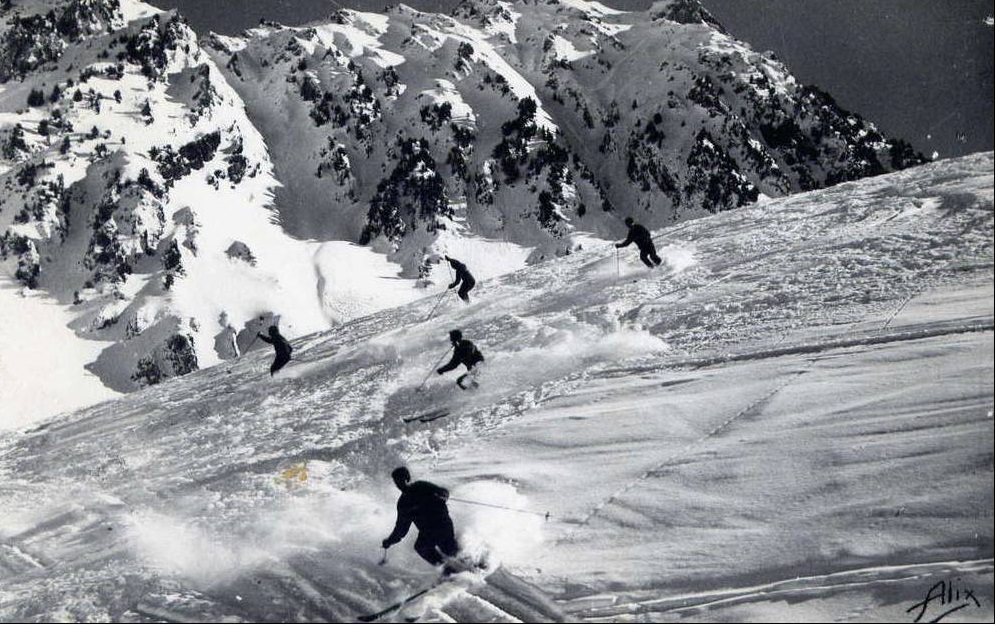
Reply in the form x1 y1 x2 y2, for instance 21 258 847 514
154 0 994 159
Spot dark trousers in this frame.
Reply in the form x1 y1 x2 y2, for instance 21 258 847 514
457 278 475 302
414 521 459 565
270 353 291 375
638 243 662 268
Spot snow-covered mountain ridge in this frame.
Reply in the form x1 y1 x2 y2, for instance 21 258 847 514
0 0 926 412
0 0 435 408
0 152 990 622
205 0 925 262
0 0 330 399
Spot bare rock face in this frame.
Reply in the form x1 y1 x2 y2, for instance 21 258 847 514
225 241 256 265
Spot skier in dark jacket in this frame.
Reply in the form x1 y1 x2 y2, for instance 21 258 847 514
616 217 662 268
437 329 484 389
445 255 476 303
257 325 292 375
382 466 460 567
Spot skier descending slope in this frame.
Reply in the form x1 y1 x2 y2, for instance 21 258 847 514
257 325 293 376
445 255 476 303
437 329 484 389
616 217 663 268
382 467 462 572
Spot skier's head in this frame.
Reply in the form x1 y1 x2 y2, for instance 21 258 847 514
624 217 634 227
268 325 279 336
391 466 411 491
449 329 462 344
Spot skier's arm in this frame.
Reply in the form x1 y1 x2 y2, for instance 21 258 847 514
448 274 462 289
437 351 461 374
257 334 273 344
382 507 413 548
616 231 633 248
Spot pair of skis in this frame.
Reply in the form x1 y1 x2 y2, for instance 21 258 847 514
357 560 487 622
401 408 451 424
356 584 436 622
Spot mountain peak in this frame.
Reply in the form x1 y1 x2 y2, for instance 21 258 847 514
648 0 726 31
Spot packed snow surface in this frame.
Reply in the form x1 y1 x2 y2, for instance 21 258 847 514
0 154 992 622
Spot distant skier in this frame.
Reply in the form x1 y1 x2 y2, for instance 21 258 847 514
445 255 476 303
257 325 292 376
382 466 460 570
615 217 662 268
437 329 484 389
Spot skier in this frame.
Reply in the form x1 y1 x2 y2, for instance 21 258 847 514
437 329 484 389
382 466 460 570
257 325 292 376
615 217 662 268
444 255 476 303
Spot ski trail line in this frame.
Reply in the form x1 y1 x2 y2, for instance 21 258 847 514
557 269 955 538
565 558 995 619
559 366 809 538
880 257 962 331
595 318 993 379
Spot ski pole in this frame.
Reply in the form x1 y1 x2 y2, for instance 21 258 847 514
615 247 620 277
424 289 449 322
243 315 266 353
448 497 551 520
417 346 453 392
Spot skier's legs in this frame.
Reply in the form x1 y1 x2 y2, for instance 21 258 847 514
415 517 460 566
270 353 291 376
436 524 459 559
638 248 655 268
645 240 662 266
414 532 446 565
457 280 473 303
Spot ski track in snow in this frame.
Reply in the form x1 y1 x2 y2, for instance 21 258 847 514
565 558 995 621
0 154 993 622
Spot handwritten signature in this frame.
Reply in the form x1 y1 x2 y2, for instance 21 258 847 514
906 577 982 623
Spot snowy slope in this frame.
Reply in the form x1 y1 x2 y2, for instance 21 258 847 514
0 278 120 429
0 153 990 622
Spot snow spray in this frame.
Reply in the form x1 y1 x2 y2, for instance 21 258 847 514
452 482 546 568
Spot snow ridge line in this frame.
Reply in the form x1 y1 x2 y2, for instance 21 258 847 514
0 543 46 573
457 590 524 623
593 318 995 379
132 604 198 624
566 557 995 619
